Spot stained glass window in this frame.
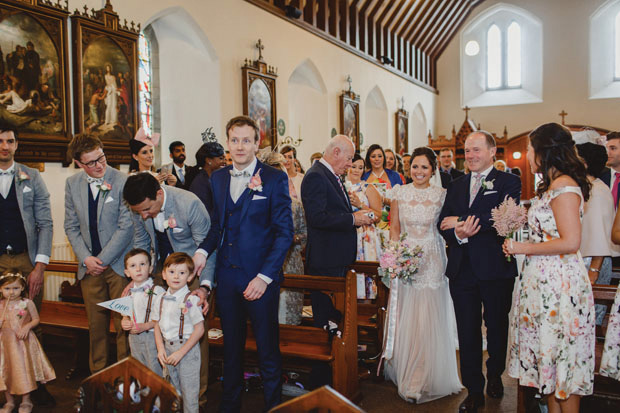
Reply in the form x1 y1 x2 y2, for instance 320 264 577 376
138 32 152 136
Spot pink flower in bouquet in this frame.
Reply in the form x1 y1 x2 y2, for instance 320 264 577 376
380 250 397 269
491 196 527 237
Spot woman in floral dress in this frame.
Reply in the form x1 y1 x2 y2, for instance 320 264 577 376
503 123 595 413
600 206 620 380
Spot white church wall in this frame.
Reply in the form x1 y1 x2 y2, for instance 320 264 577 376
436 0 619 139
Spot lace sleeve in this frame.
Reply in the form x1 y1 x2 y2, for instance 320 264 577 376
391 184 402 201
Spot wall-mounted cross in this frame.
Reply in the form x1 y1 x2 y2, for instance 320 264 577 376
255 39 264 61
400 96 405 111
559 110 568 125
463 106 470 119
346 75 353 92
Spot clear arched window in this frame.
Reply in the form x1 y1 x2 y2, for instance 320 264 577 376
487 24 502 89
615 11 620 79
486 21 521 89
138 32 152 135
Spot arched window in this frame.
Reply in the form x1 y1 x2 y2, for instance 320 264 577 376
485 22 521 90
138 32 152 135
615 10 620 79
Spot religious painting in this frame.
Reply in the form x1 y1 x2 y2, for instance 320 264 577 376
72 2 139 164
395 109 409 155
339 91 360 150
242 55 277 149
0 1 71 163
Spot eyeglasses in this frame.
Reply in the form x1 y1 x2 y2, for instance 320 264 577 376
81 154 106 168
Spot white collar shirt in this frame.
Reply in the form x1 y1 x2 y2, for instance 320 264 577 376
129 278 165 329
154 285 204 341
230 157 257 203
0 162 15 199
469 164 494 194
152 187 168 233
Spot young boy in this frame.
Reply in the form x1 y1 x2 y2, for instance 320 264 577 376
153 252 204 413
121 249 165 376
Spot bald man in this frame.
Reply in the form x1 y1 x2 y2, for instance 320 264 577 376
301 135 373 386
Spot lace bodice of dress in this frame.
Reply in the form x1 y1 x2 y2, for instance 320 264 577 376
393 184 447 289
528 186 583 244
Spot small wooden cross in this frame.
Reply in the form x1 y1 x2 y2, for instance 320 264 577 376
255 39 264 61
400 96 405 111
559 110 568 125
463 106 470 119
346 75 353 92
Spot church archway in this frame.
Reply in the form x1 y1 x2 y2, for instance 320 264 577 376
411 103 428 149
364 85 388 149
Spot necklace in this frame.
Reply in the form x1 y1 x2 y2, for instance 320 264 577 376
371 170 385 180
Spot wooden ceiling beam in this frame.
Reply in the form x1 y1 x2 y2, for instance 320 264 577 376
385 0 409 32
420 0 466 52
430 0 481 57
393 0 420 35
402 0 434 42
405 0 443 44
396 0 425 38
412 0 457 48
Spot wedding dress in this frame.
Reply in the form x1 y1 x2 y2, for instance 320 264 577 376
383 183 462 403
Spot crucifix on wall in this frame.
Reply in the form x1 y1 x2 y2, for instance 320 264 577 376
340 75 360 150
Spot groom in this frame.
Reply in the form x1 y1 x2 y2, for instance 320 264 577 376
194 115 293 412
439 131 521 413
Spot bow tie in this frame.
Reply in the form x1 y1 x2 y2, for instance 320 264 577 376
87 176 104 185
130 286 147 293
163 295 176 301
230 170 251 178
0 170 14 176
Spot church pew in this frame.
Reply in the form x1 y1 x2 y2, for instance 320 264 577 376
349 261 388 351
516 284 620 412
208 271 361 402
269 385 364 412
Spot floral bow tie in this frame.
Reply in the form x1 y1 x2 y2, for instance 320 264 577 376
87 176 104 185
230 170 251 178
0 170 15 176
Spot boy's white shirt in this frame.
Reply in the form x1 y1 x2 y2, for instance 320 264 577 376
153 284 204 341
128 277 165 332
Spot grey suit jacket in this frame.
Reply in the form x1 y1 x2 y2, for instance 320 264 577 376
64 167 133 279
131 185 216 285
13 163 53 265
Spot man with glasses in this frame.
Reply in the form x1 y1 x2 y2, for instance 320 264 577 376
64 134 133 373
0 121 55 406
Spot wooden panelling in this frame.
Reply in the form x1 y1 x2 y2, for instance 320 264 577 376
245 0 486 90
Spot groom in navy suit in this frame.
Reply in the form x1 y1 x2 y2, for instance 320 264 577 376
439 131 521 413
194 116 293 412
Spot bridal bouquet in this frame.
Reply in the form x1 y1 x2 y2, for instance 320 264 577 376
491 196 528 261
378 233 423 284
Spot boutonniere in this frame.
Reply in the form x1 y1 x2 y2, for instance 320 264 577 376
16 300 28 319
163 214 177 230
248 169 263 192
145 286 155 296
179 299 192 314
97 181 112 193
16 170 30 183
482 179 495 191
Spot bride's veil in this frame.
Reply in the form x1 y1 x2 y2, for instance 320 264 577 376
430 165 442 188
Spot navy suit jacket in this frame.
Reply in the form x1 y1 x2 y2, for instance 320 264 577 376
301 161 357 271
439 168 521 280
199 160 293 283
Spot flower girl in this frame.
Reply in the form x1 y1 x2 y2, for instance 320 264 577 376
0 270 55 413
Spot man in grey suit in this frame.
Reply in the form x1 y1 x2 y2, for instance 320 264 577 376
122 172 215 410
64 134 133 374
0 121 54 405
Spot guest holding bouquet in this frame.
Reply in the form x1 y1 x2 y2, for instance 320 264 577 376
346 154 382 261
504 123 595 413
383 147 462 403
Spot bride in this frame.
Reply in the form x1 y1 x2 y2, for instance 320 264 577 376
383 147 462 403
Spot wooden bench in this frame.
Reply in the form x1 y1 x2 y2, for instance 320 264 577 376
517 284 620 412
208 271 360 402
269 385 364 412
349 261 387 351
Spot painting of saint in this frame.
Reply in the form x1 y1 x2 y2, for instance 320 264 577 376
0 12 64 135
398 117 407 155
248 78 272 148
343 102 357 144
82 36 133 140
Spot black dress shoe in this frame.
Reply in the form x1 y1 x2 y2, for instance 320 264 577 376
459 392 485 413
487 375 504 398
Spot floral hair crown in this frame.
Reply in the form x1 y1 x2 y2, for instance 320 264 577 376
0 272 25 282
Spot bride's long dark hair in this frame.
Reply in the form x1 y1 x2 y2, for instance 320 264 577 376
529 123 591 201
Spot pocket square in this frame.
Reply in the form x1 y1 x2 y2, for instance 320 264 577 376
23 186 32 193
172 227 184 233
484 191 498 195
252 195 267 200
104 196 114 204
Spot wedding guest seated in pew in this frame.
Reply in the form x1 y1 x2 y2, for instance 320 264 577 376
0 121 54 405
64 133 133 374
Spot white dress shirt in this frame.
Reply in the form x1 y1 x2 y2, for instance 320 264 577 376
153 285 204 341
129 278 165 330
457 164 495 244
153 187 168 233
173 164 186 183
0 162 48 264
0 162 15 199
